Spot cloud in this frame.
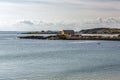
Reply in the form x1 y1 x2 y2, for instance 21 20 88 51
0 17 120 31
19 21 34 25
66 0 120 2
14 20 81 31
83 17 120 29
83 0 120 2
14 18 120 31
97 17 120 24
0 0 64 5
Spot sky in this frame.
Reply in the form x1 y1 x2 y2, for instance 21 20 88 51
0 0 120 31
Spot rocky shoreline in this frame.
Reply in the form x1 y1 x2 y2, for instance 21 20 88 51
18 28 120 41
18 35 120 41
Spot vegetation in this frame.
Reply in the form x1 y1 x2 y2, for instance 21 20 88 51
22 31 60 34
57 34 71 39
19 28 120 40
80 28 120 34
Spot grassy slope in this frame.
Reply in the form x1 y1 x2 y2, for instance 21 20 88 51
80 28 120 34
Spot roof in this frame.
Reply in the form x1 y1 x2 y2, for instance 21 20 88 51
62 30 74 34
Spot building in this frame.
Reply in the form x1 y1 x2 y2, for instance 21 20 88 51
61 30 74 35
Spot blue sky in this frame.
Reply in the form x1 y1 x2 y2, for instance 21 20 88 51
0 0 120 31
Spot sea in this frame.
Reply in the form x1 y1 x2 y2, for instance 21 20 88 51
0 31 120 80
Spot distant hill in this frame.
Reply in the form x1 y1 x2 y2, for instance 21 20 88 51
80 28 120 34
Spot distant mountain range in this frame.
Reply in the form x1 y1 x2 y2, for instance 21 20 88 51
80 28 120 34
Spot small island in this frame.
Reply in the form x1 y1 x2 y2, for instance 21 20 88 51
18 28 120 41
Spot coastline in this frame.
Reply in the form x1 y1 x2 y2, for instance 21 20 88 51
18 35 120 41
18 28 120 41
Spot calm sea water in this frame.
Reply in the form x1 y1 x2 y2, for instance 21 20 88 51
0 31 120 80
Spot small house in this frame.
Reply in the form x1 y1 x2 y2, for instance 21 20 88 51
61 30 74 35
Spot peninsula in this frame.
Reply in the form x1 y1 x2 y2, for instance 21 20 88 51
19 28 120 41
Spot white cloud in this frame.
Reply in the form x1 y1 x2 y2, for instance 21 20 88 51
13 20 80 31
0 17 120 31
18 21 34 26
83 17 120 29
0 0 120 31
11 17 120 31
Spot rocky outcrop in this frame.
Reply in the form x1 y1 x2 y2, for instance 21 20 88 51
18 35 120 41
